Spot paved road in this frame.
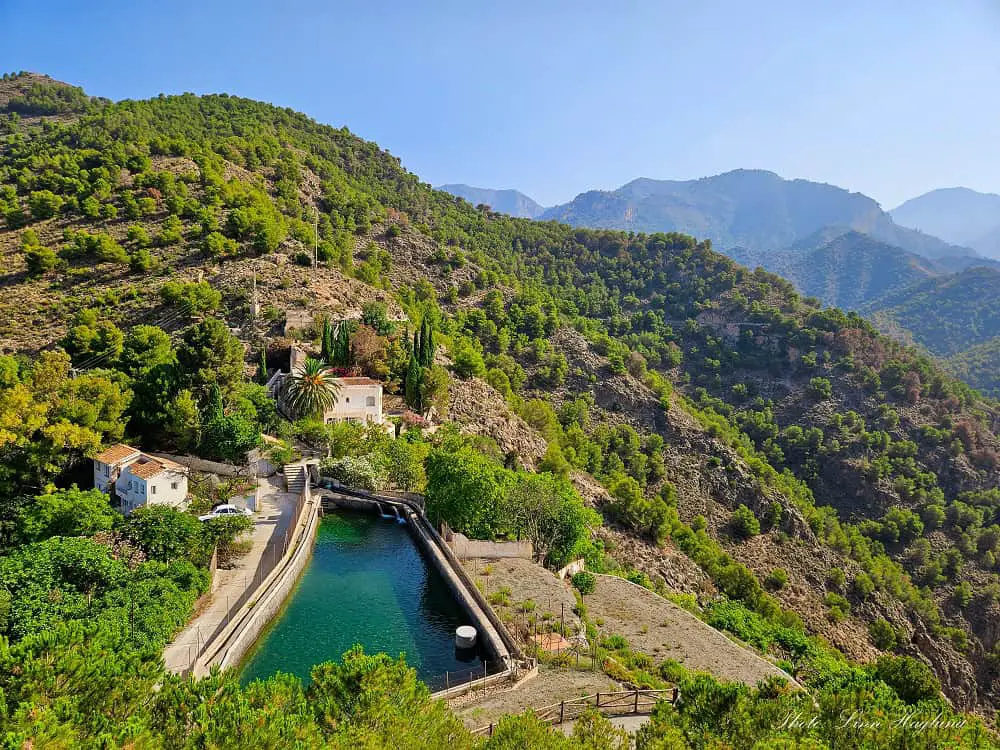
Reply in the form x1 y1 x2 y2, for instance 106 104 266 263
162 475 298 673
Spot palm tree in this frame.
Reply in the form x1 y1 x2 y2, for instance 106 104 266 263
281 357 341 418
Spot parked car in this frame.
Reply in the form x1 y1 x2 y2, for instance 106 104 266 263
199 503 253 521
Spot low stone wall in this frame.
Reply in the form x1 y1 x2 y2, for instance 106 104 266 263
447 532 533 561
205 498 320 675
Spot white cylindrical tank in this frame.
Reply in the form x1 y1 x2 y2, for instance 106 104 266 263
455 625 477 649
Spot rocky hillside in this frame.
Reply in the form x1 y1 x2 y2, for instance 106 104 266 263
4 73 1000 717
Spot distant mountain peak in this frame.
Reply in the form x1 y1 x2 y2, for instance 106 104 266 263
437 184 546 219
891 188 1000 258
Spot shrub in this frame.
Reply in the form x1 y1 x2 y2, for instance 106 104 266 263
730 504 760 539
807 377 833 400
321 455 384 491
872 655 940 704
764 568 788 590
869 619 897 651
571 571 596 595
852 571 875 599
823 592 851 621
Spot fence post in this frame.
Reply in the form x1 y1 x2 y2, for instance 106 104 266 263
596 692 600 708
672 686 679 703
634 690 639 714
445 671 449 691
559 701 564 724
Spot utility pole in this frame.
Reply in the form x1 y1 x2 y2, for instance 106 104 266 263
250 272 260 323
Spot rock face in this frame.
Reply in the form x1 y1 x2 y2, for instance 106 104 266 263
447 377 548 469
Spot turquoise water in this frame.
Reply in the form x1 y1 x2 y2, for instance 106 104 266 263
239 509 484 688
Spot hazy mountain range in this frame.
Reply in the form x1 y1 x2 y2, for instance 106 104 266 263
441 173 1000 395
891 187 1000 259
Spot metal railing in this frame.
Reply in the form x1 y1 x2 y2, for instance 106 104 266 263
422 658 509 695
472 688 678 736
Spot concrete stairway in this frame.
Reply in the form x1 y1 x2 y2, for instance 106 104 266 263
283 464 307 494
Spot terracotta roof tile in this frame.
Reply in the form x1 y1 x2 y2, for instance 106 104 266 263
95 444 141 465
127 460 166 480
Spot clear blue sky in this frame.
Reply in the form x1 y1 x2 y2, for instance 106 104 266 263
2 0 998 208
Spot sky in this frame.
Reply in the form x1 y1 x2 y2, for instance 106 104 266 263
1 0 999 208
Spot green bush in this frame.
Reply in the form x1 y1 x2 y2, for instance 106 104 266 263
730 504 760 539
869 619 898 651
764 568 788 590
571 571 596 595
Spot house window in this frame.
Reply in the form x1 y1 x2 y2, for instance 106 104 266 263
345 397 350 403
171 482 178 490
151 485 156 495
104 464 110 476
366 396 376 407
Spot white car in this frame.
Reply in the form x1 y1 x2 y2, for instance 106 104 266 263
199 503 253 521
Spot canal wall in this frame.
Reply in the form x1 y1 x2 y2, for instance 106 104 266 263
199 488 321 676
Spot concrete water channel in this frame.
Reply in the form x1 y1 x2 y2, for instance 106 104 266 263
238 493 511 692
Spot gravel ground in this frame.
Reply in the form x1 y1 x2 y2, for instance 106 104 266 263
462 557 582 636
585 574 793 687
451 665 622 729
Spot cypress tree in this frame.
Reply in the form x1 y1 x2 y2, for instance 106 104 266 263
424 318 435 366
257 348 268 384
404 354 423 411
334 322 351 366
320 318 333 362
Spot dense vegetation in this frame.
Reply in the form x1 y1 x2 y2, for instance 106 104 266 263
862 266 1000 357
2 72 1000 742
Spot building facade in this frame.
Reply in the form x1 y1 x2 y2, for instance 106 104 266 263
93 444 189 514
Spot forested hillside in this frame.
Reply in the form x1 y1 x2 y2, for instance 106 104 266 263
735 230 942 310
2 72 1000 746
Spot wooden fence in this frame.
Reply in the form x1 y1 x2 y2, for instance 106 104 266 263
472 688 677 736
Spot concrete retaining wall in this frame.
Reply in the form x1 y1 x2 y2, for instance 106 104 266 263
556 559 586 580
205 498 320 675
447 532 533 560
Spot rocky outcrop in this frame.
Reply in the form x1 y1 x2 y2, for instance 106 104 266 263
447 377 548 469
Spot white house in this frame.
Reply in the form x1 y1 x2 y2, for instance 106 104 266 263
93 444 189 514
269 347 392 432
323 377 384 425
